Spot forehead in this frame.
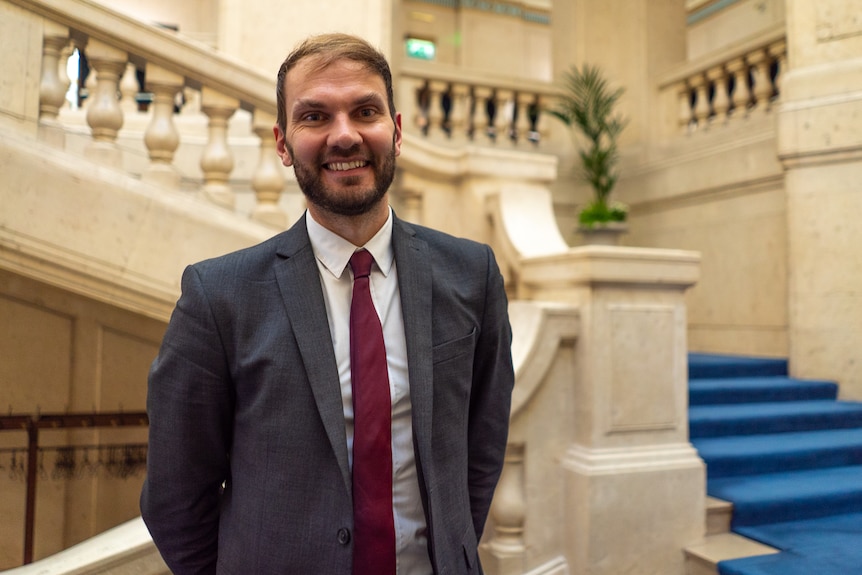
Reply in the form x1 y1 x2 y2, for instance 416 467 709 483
284 57 387 102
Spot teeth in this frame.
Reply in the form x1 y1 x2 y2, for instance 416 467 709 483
328 161 366 171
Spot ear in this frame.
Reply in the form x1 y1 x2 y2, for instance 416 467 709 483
273 125 294 167
393 112 403 157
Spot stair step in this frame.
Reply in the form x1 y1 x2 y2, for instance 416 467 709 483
693 428 862 477
708 465 862 526
689 376 837 406
689 400 862 438
685 532 778 575
725 512 862 574
688 353 787 380
706 496 733 535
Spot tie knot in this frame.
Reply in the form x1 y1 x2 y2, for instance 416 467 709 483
349 249 374 279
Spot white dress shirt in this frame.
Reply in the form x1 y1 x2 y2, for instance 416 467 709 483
306 209 433 575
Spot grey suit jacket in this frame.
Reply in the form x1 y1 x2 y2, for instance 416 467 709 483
141 214 514 574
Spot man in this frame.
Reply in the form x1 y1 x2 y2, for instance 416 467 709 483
141 33 514 575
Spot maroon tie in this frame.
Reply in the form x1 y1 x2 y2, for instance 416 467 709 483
349 249 395 575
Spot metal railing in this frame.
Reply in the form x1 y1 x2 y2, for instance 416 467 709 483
0 411 148 566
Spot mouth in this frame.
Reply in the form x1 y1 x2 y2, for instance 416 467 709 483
324 160 369 172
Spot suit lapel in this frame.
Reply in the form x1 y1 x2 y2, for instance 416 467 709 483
274 216 351 495
392 218 434 474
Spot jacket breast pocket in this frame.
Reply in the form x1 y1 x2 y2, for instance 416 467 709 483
432 328 477 365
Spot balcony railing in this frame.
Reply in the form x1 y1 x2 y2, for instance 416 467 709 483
398 61 559 147
659 23 786 134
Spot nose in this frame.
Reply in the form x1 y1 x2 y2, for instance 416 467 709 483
327 113 362 150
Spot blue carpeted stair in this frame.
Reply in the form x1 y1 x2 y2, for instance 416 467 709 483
688 353 862 575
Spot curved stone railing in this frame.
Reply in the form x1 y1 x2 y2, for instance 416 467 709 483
397 60 560 148
659 23 786 134
0 517 167 575
14 0 289 227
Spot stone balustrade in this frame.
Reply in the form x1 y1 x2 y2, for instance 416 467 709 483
659 24 786 134
21 0 289 228
398 61 559 147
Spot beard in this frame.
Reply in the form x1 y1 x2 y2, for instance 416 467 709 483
288 134 397 217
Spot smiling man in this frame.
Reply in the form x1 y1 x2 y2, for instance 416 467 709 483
141 33 515 575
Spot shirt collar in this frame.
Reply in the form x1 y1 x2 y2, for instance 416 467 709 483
306 208 395 279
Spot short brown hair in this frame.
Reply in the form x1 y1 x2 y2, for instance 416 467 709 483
276 33 396 133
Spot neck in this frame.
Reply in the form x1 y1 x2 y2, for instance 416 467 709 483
306 202 390 247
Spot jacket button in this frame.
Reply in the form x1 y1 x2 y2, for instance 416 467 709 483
337 528 351 545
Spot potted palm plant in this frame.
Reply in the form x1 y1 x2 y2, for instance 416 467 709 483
549 64 629 245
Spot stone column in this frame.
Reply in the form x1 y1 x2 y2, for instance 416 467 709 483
779 0 862 399
519 246 704 575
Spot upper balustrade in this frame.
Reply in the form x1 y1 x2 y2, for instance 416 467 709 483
11 0 563 238
397 60 560 149
659 23 786 136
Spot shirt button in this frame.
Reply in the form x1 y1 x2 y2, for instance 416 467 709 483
337 528 351 545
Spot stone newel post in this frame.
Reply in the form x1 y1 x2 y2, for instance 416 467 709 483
519 245 705 575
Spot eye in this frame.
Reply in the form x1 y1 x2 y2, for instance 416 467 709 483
300 111 324 122
358 107 378 118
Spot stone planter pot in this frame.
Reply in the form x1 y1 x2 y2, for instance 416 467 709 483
577 221 628 246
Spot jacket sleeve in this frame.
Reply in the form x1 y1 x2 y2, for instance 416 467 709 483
140 264 233 575
466 245 515 539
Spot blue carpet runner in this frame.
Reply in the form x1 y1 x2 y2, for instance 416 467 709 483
688 353 862 575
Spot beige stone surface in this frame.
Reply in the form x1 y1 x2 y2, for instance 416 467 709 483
780 0 862 399
2 517 168 575
686 0 785 60
0 2 41 134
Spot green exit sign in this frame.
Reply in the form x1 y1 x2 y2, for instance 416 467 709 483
406 38 436 61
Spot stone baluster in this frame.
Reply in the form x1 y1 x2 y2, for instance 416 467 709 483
120 62 139 115
448 83 470 140
399 187 424 225
414 79 431 135
495 89 514 142
768 40 787 98
707 66 730 125
514 92 532 143
143 64 183 188
58 43 74 110
527 95 543 144
689 73 711 129
83 39 127 167
427 80 447 136
200 87 239 209
251 109 287 229
485 443 527 573
402 77 425 133
678 82 693 132
727 57 751 118
81 60 97 109
747 49 773 112
473 86 493 140
38 21 71 147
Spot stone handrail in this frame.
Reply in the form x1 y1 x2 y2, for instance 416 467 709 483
10 0 273 112
658 23 787 134
0 517 168 575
